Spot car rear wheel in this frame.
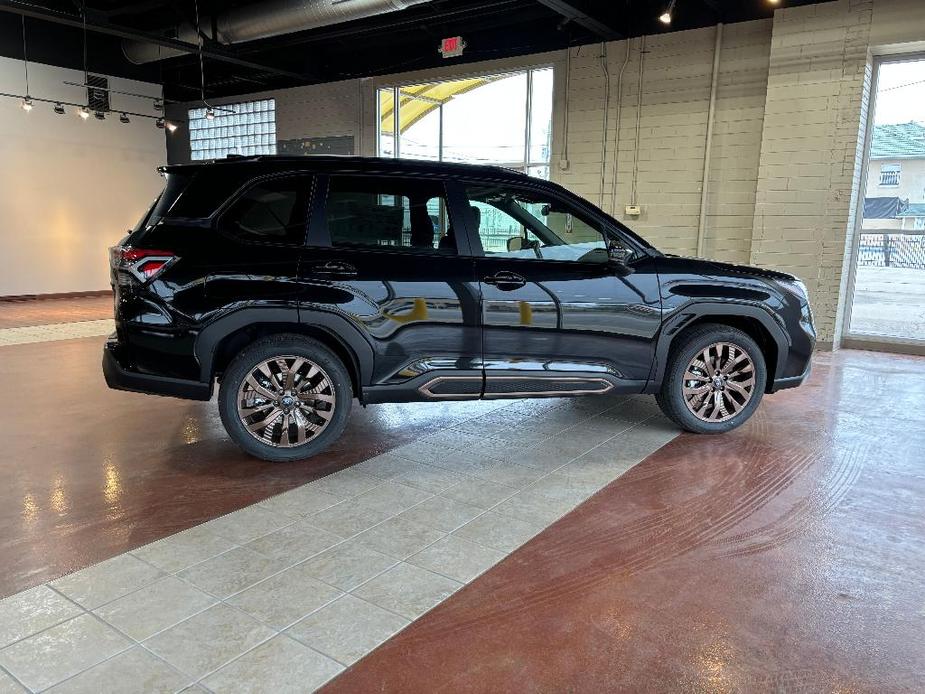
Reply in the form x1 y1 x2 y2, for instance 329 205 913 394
218 334 352 462
655 324 766 434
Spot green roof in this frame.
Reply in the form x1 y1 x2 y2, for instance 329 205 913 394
870 122 925 159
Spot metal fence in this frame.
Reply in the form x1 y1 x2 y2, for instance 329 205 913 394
858 232 925 270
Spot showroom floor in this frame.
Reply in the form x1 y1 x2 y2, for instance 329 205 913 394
0 298 923 692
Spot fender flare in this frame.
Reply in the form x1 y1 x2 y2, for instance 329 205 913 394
645 300 791 393
194 306 375 388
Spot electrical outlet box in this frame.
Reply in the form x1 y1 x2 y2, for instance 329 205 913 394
558 158 570 171
625 204 641 216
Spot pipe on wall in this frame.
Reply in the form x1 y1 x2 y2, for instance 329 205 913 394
696 22 723 258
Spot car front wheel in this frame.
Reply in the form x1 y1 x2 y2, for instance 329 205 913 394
218 334 352 462
656 324 766 434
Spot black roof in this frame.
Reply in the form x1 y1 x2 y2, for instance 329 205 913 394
162 155 532 182
160 154 659 251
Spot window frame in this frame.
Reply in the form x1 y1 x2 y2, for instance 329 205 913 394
307 174 474 256
215 172 316 248
456 177 644 263
878 163 901 187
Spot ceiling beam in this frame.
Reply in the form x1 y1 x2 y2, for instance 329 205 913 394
534 0 623 40
0 1 306 81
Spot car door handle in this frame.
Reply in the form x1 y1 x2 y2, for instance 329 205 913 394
483 271 526 290
310 261 358 278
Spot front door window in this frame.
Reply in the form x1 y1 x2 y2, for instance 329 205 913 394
464 184 627 263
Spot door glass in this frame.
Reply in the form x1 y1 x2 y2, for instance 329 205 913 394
325 176 454 253
465 184 622 262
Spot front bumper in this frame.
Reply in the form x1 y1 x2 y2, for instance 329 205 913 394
769 355 812 393
103 337 212 401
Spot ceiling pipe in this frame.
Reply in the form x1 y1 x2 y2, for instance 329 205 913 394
123 0 433 64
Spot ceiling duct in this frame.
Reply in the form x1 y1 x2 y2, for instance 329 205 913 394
122 0 433 64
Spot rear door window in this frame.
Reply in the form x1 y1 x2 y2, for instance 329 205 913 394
323 176 456 254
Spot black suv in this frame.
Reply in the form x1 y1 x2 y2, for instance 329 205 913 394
104 156 814 462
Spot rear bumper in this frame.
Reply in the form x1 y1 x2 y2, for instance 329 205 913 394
103 338 212 401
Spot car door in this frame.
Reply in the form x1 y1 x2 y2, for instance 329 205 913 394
300 173 482 400
459 179 662 397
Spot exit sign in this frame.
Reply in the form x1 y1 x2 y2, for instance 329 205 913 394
439 36 466 58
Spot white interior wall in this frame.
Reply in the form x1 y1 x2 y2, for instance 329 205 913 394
0 58 165 297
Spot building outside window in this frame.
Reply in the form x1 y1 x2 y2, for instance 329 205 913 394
377 68 553 179
188 99 277 160
879 163 901 186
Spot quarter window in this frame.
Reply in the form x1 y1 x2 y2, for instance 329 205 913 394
222 177 311 245
324 176 455 253
465 184 623 263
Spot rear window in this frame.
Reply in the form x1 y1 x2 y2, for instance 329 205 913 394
127 168 262 245
125 172 191 244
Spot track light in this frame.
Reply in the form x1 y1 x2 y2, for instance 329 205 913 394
205 108 215 120
166 121 178 133
659 0 676 24
94 111 106 121
53 102 65 115
119 112 130 124
155 117 165 129
21 96 33 111
78 106 90 119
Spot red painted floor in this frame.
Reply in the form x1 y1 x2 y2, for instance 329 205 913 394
0 336 503 598
0 294 112 329
324 350 925 693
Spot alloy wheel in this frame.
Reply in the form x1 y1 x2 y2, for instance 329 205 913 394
236 355 336 447
682 341 755 423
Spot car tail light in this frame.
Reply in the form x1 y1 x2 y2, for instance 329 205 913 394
110 246 178 283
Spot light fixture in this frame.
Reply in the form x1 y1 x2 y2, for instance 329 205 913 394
155 117 165 129
166 121 178 133
78 106 91 119
659 0 676 24
20 18 33 113
94 110 106 120
53 102 65 115
205 107 215 120
119 112 130 124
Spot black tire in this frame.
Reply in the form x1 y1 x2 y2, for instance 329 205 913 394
655 323 766 434
218 334 352 462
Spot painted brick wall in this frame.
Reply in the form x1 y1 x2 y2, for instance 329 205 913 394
554 21 772 264
750 0 873 344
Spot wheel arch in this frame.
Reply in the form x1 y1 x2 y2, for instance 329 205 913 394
196 308 374 399
646 302 789 394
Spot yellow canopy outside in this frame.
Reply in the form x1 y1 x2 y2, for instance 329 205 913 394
379 76 501 134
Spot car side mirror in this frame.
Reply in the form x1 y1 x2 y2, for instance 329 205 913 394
607 242 633 265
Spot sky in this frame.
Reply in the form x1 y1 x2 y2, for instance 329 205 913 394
874 59 925 125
